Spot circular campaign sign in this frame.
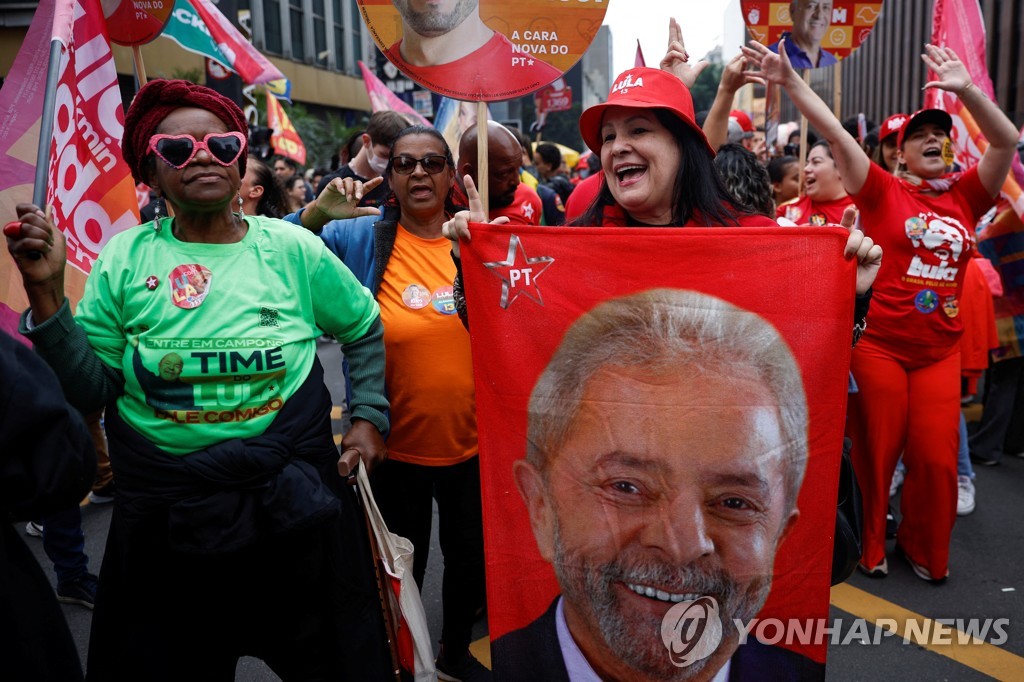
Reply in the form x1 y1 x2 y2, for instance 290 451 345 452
358 0 608 102
741 1 884 69
102 0 174 46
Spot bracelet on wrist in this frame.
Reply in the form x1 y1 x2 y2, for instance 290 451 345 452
960 82 975 97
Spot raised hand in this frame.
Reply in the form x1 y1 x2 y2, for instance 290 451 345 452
659 17 709 88
311 176 384 221
441 175 508 258
741 39 797 88
922 44 971 95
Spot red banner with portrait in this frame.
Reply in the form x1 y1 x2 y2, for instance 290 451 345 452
462 225 855 680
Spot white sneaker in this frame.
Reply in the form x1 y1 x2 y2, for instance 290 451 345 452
25 521 43 537
889 468 905 497
957 475 975 516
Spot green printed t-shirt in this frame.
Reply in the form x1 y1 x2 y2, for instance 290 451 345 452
76 215 379 455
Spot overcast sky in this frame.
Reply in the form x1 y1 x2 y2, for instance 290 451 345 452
602 0 742 76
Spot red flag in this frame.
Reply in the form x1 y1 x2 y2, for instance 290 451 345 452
358 61 432 128
463 224 854 675
266 92 307 166
927 0 1024 218
189 0 285 85
634 39 646 67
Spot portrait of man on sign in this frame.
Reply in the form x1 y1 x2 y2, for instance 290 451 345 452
493 289 824 681
383 0 561 100
767 1 838 69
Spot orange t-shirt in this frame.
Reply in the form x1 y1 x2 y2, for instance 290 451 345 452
378 225 477 466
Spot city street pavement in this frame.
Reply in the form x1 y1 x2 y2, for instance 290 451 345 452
17 341 1023 680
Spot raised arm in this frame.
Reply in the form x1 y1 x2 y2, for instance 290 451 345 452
702 53 748 152
922 45 1019 197
742 40 871 195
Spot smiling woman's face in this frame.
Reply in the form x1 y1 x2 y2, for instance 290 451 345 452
898 123 951 179
599 107 681 225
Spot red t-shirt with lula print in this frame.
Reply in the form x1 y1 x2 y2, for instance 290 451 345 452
851 162 994 360
777 194 854 226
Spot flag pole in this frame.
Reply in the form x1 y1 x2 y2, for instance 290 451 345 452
476 100 489 215
132 44 148 86
32 38 64 206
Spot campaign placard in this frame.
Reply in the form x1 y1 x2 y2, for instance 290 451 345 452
742 1 884 69
357 0 607 101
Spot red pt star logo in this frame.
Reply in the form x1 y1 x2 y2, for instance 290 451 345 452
484 235 554 309
145 275 158 290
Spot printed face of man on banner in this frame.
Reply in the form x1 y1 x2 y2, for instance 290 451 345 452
359 0 605 101
743 0 884 69
507 289 810 679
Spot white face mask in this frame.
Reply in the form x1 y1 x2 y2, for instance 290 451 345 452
368 152 389 176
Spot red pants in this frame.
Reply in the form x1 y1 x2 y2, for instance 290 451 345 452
846 337 959 578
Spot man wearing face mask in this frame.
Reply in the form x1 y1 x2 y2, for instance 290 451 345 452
318 111 410 207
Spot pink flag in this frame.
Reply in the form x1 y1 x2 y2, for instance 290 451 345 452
634 39 646 68
357 61 432 128
47 0 140 275
0 0 138 335
927 0 1024 218
190 0 285 85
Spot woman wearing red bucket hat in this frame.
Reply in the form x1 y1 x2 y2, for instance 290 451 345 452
743 40 1019 584
445 63 880 293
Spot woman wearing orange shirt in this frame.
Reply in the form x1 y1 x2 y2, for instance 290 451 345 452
291 126 487 680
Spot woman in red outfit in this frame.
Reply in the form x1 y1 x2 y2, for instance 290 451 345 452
744 40 1019 582
777 140 854 226
445 64 882 304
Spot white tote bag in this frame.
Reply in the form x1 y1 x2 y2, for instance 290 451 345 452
357 465 437 682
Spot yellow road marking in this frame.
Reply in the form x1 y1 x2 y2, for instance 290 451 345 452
469 636 491 669
331 406 342 420
830 583 1022 679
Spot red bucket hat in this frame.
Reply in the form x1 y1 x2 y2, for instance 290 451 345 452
579 67 714 158
897 109 953 149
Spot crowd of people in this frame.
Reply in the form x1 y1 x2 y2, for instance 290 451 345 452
2 12 1022 682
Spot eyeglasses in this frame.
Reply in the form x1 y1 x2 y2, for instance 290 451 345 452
148 132 247 169
390 154 449 175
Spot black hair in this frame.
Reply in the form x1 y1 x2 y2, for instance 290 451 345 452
246 155 288 219
273 156 298 171
534 142 562 168
383 125 465 217
713 143 775 218
767 155 798 183
574 109 753 227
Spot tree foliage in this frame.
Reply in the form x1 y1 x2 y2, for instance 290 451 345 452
689 61 724 115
